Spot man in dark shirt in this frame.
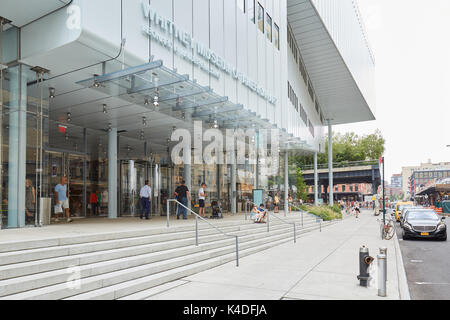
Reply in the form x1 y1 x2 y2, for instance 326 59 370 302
174 180 191 220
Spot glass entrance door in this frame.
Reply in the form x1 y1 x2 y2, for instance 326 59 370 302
48 151 85 218
120 160 149 217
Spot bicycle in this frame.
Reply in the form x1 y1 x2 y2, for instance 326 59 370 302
379 215 396 240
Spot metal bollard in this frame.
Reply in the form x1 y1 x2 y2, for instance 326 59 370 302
357 246 374 287
379 247 387 281
377 254 387 297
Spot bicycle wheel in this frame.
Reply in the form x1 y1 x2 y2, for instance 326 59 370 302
384 220 396 240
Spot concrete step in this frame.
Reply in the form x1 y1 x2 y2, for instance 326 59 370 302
0 222 313 296
72 222 341 300
0 220 339 300
0 214 319 267
0 221 309 281
0 219 329 298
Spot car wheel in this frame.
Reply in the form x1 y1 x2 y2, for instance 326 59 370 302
402 231 409 240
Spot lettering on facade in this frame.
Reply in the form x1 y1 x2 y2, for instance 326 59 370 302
141 1 277 105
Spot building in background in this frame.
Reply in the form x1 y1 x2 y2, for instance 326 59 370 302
410 168 450 199
402 161 450 199
391 174 402 189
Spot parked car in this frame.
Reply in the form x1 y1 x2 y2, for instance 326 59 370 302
394 201 414 222
402 209 447 241
400 206 424 227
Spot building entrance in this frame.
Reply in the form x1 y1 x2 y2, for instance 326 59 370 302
119 160 151 217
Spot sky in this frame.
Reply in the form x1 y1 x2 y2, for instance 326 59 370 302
333 0 450 180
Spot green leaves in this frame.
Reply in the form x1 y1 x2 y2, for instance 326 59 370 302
296 168 308 201
291 129 386 168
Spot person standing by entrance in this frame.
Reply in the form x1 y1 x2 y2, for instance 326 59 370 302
25 179 36 224
139 180 152 220
198 183 207 218
54 177 73 223
174 180 191 220
89 191 98 216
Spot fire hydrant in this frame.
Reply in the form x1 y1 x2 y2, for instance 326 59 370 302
357 246 374 287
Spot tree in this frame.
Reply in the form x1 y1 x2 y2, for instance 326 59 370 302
290 130 386 168
296 168 308 202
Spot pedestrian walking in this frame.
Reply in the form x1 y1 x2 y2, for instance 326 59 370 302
89 190 98 216
198 183 207 218
139 180 152 220
54 177 73 223
174 180 191 220
274 193 280 213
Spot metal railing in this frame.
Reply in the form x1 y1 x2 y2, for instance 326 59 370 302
166 199 240 267
245 199 297 243
299 160 379 171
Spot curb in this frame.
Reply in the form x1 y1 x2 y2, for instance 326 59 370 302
393 231 411 300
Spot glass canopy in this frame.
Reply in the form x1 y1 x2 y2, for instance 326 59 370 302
77 60 311 151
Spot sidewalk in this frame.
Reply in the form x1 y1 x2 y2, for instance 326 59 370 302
145 210 408 300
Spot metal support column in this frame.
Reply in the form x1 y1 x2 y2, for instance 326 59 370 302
314 152 319 206
83 128 87 217
284 151 289 215
231 149 237 214
328 120 334 206
108 128 118 219
8 64 27 228
184 163 191 212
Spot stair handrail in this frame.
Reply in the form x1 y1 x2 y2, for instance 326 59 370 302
245 198 297 244
167 199 239 267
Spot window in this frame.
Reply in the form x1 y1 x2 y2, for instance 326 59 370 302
238 0 245 13
274 23 279 50
257 2 264 33
266 13 272 42
249 0 255 23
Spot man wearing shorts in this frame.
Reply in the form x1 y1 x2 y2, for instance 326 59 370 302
198 183 207 217
54 177 73 223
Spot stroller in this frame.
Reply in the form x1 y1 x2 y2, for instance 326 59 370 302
210 200 223 219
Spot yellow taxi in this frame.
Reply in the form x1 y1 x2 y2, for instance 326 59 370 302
394 201 414 222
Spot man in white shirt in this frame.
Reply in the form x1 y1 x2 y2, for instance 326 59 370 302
139 180 152 220
198 183 207 217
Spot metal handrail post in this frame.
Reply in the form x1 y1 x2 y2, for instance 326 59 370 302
235 236 239 267
267 211 270 232
320 220 322 232
294 224 297 243
195 215 199 246
302 211 304 227
269 211 297 244
245 201 247 221
167 198 240 267
166 201 170 228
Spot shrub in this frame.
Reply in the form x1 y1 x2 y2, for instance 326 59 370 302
300 205 342 221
